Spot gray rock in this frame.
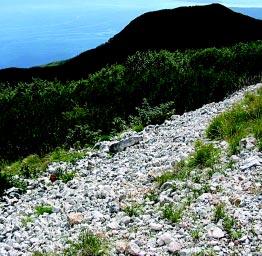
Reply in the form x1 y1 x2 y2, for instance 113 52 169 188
240 156 262 171
157 232 173 246
127 242 141 255
109 135 143 153
207 226 225 239
149 223 163 231
168 241 182 253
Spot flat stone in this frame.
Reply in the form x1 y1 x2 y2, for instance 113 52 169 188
109 135 143 153
168 241 182 253
126 241 141 256
149 223 163 231
116 240 127 253
240 156 262 171
207 226 225 239
67 212 84 225
157 232 173 246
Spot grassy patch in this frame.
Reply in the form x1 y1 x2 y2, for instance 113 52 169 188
144 191 159 203
33 230 108 256
187 141 220 169
48 148 86 164
35 204 53 216
155 171 176 187
207 87 262 153
0 148 86 195
190 228 202 240
162 204 184 223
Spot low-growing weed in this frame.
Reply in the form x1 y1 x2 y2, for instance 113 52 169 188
162 204 184 223
213 203 226 222
123 203 143 217
35 204 53 216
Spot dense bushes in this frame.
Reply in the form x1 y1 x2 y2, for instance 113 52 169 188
0 41 262 162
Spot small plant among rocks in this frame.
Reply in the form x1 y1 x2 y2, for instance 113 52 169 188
123 203 143 217
54 168 76 183
21 215 34 227
144 191 159 203
213 203 226 222
190 228 201 241
213 203 242 240
162 203 184 223
35 204 53 216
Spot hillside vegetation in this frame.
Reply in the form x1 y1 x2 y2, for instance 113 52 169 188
1 41 262 164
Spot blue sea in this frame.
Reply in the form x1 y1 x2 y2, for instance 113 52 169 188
0 0 262 68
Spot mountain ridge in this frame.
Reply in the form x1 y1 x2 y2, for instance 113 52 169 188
1 3 262 82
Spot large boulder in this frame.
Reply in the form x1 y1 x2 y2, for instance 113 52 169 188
109 135 143 153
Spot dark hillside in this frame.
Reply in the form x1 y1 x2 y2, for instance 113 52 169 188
1 3 262 82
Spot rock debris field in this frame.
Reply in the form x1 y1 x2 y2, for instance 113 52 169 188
0 83 261 256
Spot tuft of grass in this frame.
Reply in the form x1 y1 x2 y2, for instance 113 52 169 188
213 204 243 240
156 141 220 187
155 171 176 187
56 168 76 183
187 141 220 169
64 230 108 256
132 123 144 132
33 230 108 256
223 215 242 240
193 249 217 256
144 191 159 202
21 215 34 227
190 229 201 240
162 204 184 223
213 203 226 222
207 87 262 154
35 204 53 216
123 204 143 217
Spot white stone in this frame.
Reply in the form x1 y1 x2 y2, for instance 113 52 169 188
167 241 182 253
67 212 84 225
127 242 141 256
149 223 163 231
116 240 127 253
207 226 225 239
157 232 173 246
240 156 262 171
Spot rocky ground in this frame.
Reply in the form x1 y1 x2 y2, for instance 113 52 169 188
0 83 261 256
